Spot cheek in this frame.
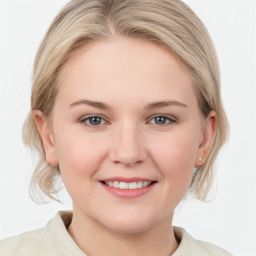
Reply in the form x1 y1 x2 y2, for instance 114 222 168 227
54 130 107 184
54 133 109 204
150 128 200 193
153 128 199 166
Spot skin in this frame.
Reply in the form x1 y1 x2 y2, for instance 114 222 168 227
34 38 216 256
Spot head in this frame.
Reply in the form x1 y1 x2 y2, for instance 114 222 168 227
23 0 229 204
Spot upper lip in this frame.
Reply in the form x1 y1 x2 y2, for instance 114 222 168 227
101 177 156 182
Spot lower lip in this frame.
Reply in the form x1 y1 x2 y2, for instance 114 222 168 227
101 182 156 198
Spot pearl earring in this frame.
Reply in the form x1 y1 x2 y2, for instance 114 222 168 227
198 156 202 162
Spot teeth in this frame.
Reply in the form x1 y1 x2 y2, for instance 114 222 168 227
105 181 153 189
138 181 143 188
113 181 119 188
128 182 137 189
120 182 129 189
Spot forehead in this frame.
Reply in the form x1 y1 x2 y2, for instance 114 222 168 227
57 38 196 108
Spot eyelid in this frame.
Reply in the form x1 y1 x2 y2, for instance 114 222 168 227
79 114 110 126
147 114 177 125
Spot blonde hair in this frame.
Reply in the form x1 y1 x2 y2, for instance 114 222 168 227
23 0 229 203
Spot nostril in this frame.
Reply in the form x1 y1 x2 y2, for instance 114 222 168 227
112 159 143 167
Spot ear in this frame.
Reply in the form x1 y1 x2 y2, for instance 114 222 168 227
195 111 217 167
33 110 59 166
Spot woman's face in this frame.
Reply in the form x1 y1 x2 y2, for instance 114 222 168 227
37 38 214 233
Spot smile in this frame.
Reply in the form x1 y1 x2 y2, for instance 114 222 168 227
102 181 155 190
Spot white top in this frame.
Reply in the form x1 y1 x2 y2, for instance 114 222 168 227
0 211 232 255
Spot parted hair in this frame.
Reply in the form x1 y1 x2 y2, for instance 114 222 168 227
23 0 229 203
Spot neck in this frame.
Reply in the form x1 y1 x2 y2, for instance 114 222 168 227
67 207 179 256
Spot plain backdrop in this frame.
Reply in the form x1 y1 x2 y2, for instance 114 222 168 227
0 0 255 255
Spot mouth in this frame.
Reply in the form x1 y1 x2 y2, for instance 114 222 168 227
101 180 156 190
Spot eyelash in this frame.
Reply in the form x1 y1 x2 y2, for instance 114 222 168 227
147 115 177 126
79 114 177 127
80 115 109 127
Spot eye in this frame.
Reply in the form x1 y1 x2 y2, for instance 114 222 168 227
148 115 176 125
80 115 107 126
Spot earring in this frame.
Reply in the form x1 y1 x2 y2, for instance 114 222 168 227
198 156 202 162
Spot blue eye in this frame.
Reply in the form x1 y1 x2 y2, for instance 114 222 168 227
82 116 106 126
149 115 176 125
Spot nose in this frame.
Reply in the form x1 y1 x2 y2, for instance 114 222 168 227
109 123 148 167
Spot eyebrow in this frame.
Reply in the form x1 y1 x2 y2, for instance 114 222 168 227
69 99 110 110
69 99 187 110
146 100 188 109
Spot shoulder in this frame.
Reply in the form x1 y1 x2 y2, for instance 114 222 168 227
173 227 232 256
0 211 84 256
192 238 232 255
0 211 72 256
0 228 55 256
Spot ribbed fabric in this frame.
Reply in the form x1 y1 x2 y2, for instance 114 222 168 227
0 211 232 256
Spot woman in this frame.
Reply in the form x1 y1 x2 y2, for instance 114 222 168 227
0 0 231 255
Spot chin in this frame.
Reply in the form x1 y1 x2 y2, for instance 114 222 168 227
101 213 160 234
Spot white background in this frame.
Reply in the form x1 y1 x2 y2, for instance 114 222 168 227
0 0 255 255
